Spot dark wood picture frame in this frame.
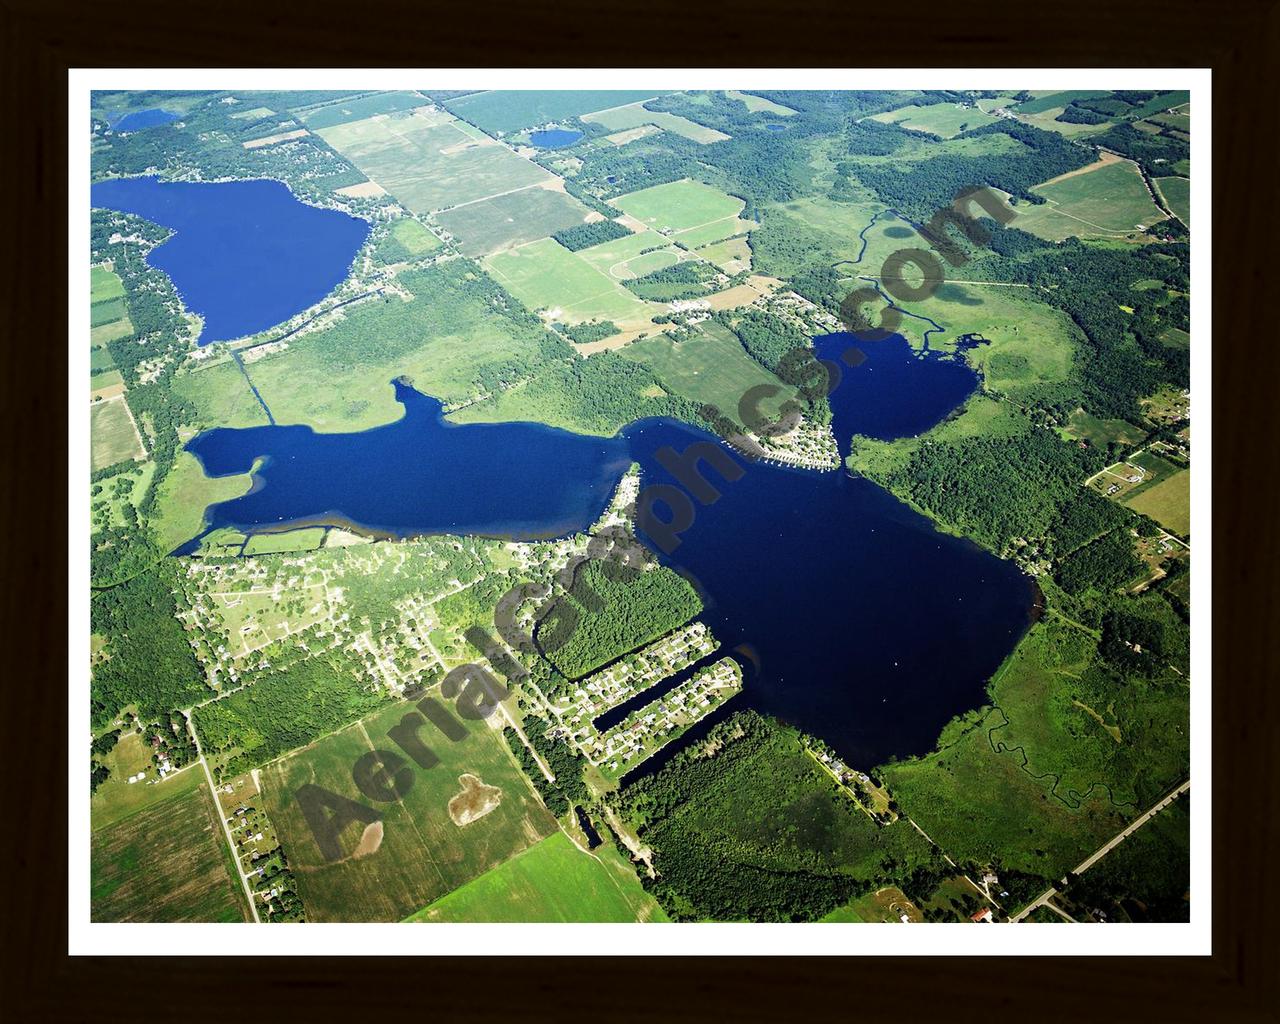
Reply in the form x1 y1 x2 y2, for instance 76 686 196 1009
3 0 1275 1017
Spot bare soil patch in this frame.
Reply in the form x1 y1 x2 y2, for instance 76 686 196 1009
448 773 502 826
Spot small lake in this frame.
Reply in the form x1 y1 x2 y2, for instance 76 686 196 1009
765 123 788 132
529 128 583 148
111 108 180 132
178 337 1032 768
89 176 370 344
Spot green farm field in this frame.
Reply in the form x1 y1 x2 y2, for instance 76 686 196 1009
610 179 746 239
375 217 442 263
91 316 134 347
1122 469 1190 535
871 101 998 138
583 102 728 144
483 237 656 324
300 90 429 129
574 228 683 280
725 90 796 116
407 830 667 922
436 185 591 257
261 702 556 922
1063 408 1147 447
245 262 570 431
1014 157 1166 240
91 768 250 922
91 297 129 328
1155 177 1190 226
90 397 144 470
91 265 126 303
621 322 792 427
443 90 659 134
318 109 552 214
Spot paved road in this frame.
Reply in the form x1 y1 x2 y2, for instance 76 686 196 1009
1010 778 1190 922
187 712 262 923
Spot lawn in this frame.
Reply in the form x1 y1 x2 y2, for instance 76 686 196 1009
443 90 659 134
871 101 998 138
621 321 792 427
317 108 553 214
1122 469 1191 536
610 179 746 238
246 261 570 431
261 701 557 922
582 102 728 144
407 830 667 922
242 526 328 555
1155 176 1190 226
1014 157 1167 240
436 186 592 257
90 397 144 470
91 768 250 922
483 237 656 325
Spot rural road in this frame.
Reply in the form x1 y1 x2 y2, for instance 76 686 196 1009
1010 778 1191 922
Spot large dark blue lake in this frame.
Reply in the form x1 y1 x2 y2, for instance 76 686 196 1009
89 176 370 344
180 337 1033 768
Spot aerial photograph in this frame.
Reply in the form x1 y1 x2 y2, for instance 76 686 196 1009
85 84 1195 929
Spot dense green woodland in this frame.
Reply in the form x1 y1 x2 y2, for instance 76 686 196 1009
537 560 702 679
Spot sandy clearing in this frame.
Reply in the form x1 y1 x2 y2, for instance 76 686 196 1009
334 180 387 198
243 128 309 149
1035 150 1125 188
448 773 503 826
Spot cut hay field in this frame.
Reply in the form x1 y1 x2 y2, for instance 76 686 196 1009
436 185 592 257
90 396 145 470
609 179 747 247
1063 409 1147 448
870 101 998 138
317 108 553 214
91 768 250 922
483 237 656 324
261 701 556 922
695 235 752 274
444 90 659 135
1155 176 1190 226
1122 469 1190 536
407 830 667 922
299 90 429 130
583 102 729 144
1013 157 1166 240
621 321 792 427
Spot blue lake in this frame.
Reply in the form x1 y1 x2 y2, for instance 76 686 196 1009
111 108 180 131
529 128 583 148
89 176 370 344
179 338 1033 768
765 123 788 132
